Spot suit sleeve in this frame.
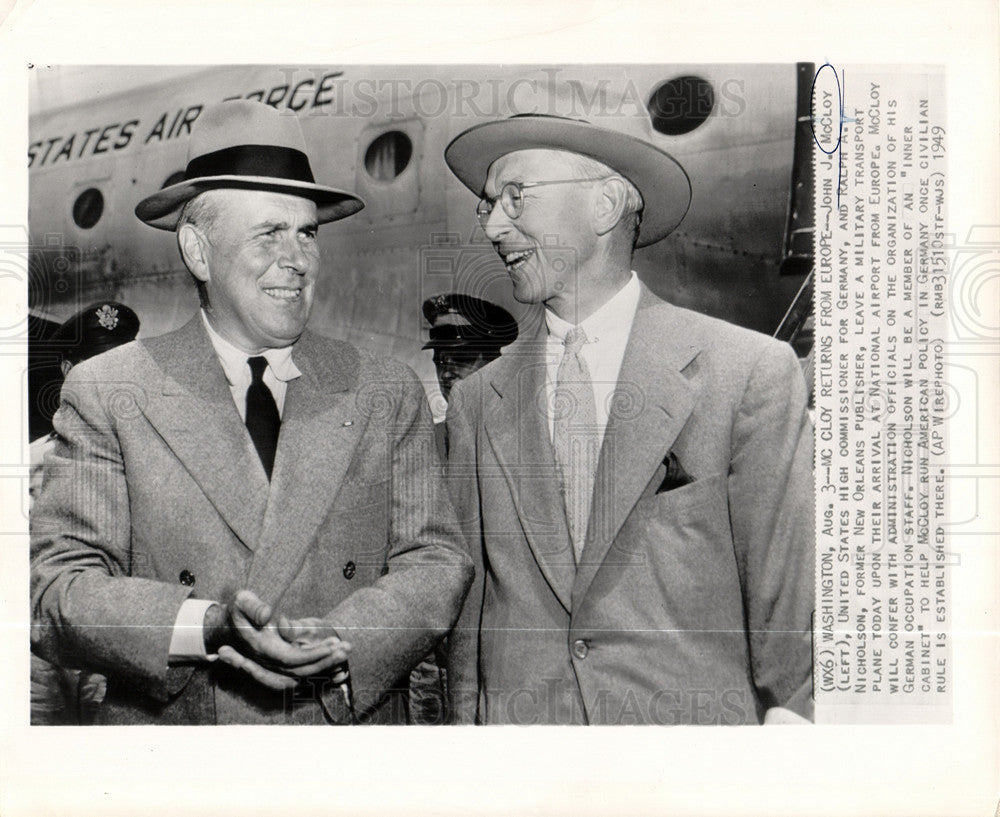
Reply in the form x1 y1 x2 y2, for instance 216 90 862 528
441 377 486 724
727 341 815 720
320 366 473 718
30 367 194 702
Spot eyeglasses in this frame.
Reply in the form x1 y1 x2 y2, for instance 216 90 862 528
476 177 612 226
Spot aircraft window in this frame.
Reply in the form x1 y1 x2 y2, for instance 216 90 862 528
72 188 104 230
647 76 715 136
162 170 186 188
364 131 412 181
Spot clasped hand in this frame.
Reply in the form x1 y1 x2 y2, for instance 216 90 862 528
208 589 351 691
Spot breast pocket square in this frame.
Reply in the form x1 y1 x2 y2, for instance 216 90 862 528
657 451 695 494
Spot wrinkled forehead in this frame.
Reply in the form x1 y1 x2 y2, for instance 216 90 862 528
202 188 319 228
483 149 580 195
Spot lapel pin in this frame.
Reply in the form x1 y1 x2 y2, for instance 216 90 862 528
342 420 354 427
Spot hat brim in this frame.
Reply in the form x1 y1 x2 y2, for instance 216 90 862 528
422 338 509 351
136 176 365 231
444 117 691 247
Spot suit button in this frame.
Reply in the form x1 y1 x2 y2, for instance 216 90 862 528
343 561 356 580
179 570 195 587
572 639 588 659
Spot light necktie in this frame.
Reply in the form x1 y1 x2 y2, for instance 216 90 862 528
552 326 599 561
245 356 280 479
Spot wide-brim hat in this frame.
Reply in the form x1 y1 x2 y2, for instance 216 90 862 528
445 110 691 248
136 100 364 230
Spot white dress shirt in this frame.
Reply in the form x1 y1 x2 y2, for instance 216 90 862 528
168 312 302 663
28 433 57 510
199 310 301 420
544 272 641 448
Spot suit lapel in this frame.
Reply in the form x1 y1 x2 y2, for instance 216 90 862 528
244 333 363 608
483 336 575 613
573 289 701 606
140 316 269 552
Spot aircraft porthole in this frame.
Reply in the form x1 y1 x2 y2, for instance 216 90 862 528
647 76 715 136
364 131 413 182
161 170 186 189
72 188 104 230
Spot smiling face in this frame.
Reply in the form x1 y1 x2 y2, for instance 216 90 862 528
481 149 599 311
187 189 320 352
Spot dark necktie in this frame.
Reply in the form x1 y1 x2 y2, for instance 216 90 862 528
245 356 280 479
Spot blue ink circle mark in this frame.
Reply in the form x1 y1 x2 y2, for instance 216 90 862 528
810 62 843 156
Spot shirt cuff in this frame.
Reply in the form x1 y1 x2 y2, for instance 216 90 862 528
763 706 812 725
168 598 220 663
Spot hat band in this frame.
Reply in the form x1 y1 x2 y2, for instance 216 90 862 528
429 325 503 343
185 144 316 184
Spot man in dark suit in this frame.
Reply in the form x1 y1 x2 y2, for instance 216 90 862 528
422 293 518 404
422 292 518 459
443 108 814 725
30 100 472 725
29 301 139 724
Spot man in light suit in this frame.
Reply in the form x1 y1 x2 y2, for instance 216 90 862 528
31 100 473 725
443 110 814 725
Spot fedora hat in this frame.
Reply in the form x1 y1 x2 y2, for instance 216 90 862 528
445 86 691 247
136 100 364 230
